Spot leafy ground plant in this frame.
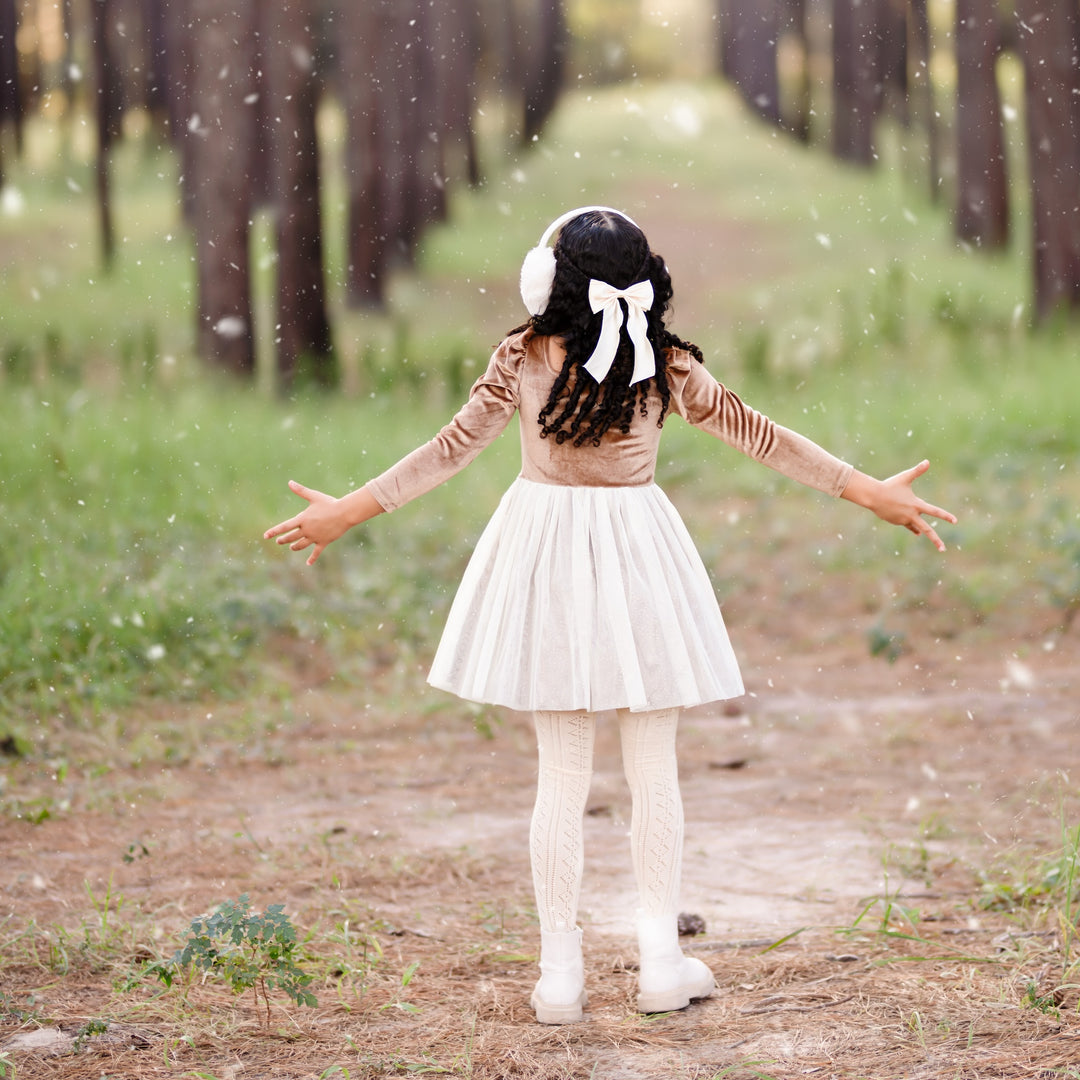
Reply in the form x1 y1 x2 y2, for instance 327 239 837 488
157 894 316 1023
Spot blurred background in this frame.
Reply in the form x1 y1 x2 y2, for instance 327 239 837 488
1 0 1078 756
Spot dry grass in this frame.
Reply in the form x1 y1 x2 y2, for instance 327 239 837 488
4 641 1080 1079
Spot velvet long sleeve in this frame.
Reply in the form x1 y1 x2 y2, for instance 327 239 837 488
365 336 524 512
366 330 853 512
665 351 854 497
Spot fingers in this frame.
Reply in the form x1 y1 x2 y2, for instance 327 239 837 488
264 517 300 540
263 481 323 542
919 500 958 525
906 513 946 552
920 521 946 553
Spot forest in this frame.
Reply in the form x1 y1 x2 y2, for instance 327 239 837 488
2 1 1080 1078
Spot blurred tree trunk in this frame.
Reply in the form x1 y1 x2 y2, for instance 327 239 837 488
1015 0 1080 318
436 3 481 187
0 0 21 184
189 0 257 374
832 0 879 164
522 0 567 144
397 1 440 259
160 0 195 219
260 0 334 389
876 0 907 124
722 0 781 125
783 0 812 140
954 0 1009 250
142 0 169 129
339 0 389 308
908 0 940 201
89 0 119 268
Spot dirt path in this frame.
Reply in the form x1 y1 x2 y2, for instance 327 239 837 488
4 625 1080 1079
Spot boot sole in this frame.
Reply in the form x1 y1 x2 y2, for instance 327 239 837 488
637 978 715 1014
530 989 588 1024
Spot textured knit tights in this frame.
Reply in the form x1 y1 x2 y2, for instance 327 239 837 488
530 708 683 933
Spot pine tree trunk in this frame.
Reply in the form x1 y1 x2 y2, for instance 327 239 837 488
908 0 940 200
89 0 117 268
189 0 257 374
832 0 879 164
1016 0 1080 318
954 0 1009 249
0 0 21 183
340 0 387 307
522 0 568 144
260 0 334 389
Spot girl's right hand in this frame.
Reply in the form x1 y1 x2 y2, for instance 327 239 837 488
263 481 385 565
263 481 349 565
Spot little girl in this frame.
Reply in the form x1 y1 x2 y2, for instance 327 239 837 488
265 206 955 1024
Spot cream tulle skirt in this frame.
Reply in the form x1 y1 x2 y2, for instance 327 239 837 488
427 477 744 713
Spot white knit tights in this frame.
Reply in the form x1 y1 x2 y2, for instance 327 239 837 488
617 707 683 918
530 707 683 933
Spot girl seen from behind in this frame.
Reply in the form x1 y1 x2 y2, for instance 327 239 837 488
265 207 956 1024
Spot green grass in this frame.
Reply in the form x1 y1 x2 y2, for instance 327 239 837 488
1 78 1078 756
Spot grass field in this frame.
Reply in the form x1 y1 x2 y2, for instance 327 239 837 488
2 79 1080 1079
2 80 1077 749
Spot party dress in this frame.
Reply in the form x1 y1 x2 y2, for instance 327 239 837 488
366 329 853 713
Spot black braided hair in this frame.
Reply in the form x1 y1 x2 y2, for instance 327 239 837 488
512 209 704 447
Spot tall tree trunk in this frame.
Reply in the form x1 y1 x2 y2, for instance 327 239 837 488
783 0 812 141
718 0 739 80
142 0 169 129
89 0 118 268
734 0 781 124
0 0 21 179
832 0 879 164
954 0 1009 249
160 0 195 219
908 0 940 201
436 3 481 187
720 0 781 125
522 0 568 144
260 0 334 389
340 0 388 308
411 4 447 229
876 0 908 124
395 0 429 263
1015 0 1080 318
189 0 257 374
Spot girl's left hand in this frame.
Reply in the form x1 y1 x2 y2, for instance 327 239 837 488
263 480 350 565
841 460 957 552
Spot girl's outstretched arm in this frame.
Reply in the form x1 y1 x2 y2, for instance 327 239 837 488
840 459 956 552
263 481 385 565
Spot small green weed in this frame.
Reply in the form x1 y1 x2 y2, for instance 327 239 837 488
156 894 317 1022
708 1061 781 1080
71 1018 109 1053
1022 980 1063 1018
378 959 421 1014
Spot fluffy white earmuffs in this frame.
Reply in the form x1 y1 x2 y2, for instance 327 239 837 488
519 205 641 316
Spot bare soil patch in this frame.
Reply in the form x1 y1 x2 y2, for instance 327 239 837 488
3 615 1080 1079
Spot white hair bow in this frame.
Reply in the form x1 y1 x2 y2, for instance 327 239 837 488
583 279 656 386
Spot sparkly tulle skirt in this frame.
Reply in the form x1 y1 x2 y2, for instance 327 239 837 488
427 477 744 713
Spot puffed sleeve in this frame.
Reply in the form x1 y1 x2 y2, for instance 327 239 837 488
666 350 854 497
365 332 527 512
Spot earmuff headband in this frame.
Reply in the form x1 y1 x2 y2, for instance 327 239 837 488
519 205 641 317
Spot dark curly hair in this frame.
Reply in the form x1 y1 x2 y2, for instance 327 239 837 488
513 209 704 447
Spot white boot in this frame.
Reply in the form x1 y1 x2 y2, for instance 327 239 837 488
635 913 715 1013
531 927 587 1024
